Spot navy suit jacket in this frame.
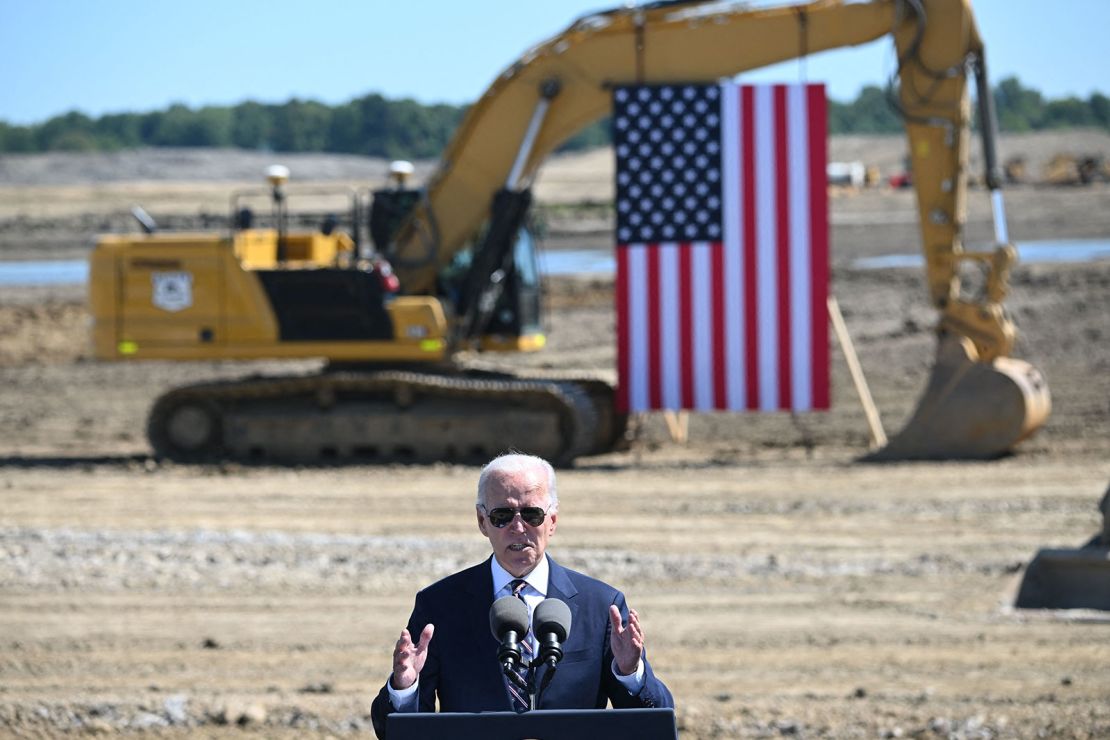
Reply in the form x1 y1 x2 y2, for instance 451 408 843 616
371 555 673 737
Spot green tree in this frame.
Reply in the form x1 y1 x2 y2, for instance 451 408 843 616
560 118 610 152
1041 96 1094 128
231 101 274 149
34 110 95 150
93 112 143 149
0 122 37 152
849 85 901 133
1091 93 1110 129
147 103 231 147
993 76 1043 132
271 99 331 152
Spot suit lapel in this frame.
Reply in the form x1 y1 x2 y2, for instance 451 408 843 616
535 556 579 702
460 557 515 710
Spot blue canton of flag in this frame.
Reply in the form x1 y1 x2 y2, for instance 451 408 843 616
614 85 724 244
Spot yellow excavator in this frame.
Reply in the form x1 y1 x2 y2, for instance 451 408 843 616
89 0 1050 464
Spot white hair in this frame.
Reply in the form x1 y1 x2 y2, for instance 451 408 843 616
476 453 558 512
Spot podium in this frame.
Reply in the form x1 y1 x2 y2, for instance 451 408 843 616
388 707 677 739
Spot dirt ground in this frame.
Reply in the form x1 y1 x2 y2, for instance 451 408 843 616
1 141 1109 737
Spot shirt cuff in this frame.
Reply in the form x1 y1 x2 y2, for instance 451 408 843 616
611 658 646 692
386 675 419 711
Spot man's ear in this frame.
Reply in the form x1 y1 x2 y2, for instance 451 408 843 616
477 507 488 537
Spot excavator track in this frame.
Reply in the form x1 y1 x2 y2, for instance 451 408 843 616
147 370 606 466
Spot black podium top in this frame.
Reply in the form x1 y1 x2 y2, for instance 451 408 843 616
387 707 677 740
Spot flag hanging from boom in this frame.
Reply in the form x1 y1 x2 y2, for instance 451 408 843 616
613 83 830 414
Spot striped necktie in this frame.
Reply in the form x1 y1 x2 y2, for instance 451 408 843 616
506 578 534 712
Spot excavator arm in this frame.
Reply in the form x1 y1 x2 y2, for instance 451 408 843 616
388 0 1049 459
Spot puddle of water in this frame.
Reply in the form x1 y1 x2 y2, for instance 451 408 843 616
0 260 90 286
851 239 1110 270
540 249 616 276
1 238 1107 285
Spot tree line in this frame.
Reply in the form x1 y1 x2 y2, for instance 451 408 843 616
1 77 1105 157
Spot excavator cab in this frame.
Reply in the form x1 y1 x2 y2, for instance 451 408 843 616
438 222 544 352
371 175 546 355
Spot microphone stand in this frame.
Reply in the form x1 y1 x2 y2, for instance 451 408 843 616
533 631 564 708
498 627 566 711
535 657 558 707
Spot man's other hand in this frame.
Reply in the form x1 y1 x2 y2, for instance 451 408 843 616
390 624 434 690
609 605 644 676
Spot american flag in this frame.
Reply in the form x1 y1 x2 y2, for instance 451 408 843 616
613 83 830 413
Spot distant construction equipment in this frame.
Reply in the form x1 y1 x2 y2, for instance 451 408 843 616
1014 484 1110 611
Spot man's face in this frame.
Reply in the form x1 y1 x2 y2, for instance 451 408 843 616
477 467 557 578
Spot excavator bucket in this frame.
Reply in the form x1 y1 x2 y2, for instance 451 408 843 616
1013 489 1110 611
868 333 1051 460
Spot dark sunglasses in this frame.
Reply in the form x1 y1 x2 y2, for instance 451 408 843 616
485 506 550 528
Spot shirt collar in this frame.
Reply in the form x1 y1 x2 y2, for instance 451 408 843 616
490 555 549 598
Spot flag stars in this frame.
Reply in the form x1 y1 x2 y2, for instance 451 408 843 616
613 84 724 244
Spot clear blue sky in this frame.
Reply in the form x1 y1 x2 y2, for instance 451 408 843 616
1 0 1107 126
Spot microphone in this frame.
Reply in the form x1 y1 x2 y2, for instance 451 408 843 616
489 595 529 670
533 598 572 668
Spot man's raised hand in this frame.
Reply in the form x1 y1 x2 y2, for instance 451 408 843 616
390 624 434 690
608 605 644 676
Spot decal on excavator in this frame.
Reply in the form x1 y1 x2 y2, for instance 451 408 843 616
151 271 193 312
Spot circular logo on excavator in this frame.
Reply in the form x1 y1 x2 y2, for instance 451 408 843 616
151 271 194 312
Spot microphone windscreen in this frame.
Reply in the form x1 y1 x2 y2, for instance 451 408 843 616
533 598 572 641
489 595 529 639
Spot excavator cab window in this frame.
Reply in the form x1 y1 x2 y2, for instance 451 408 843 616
482 225 542 338
439 224 542 342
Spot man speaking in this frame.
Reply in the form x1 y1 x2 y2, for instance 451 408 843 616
370 453 673 737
